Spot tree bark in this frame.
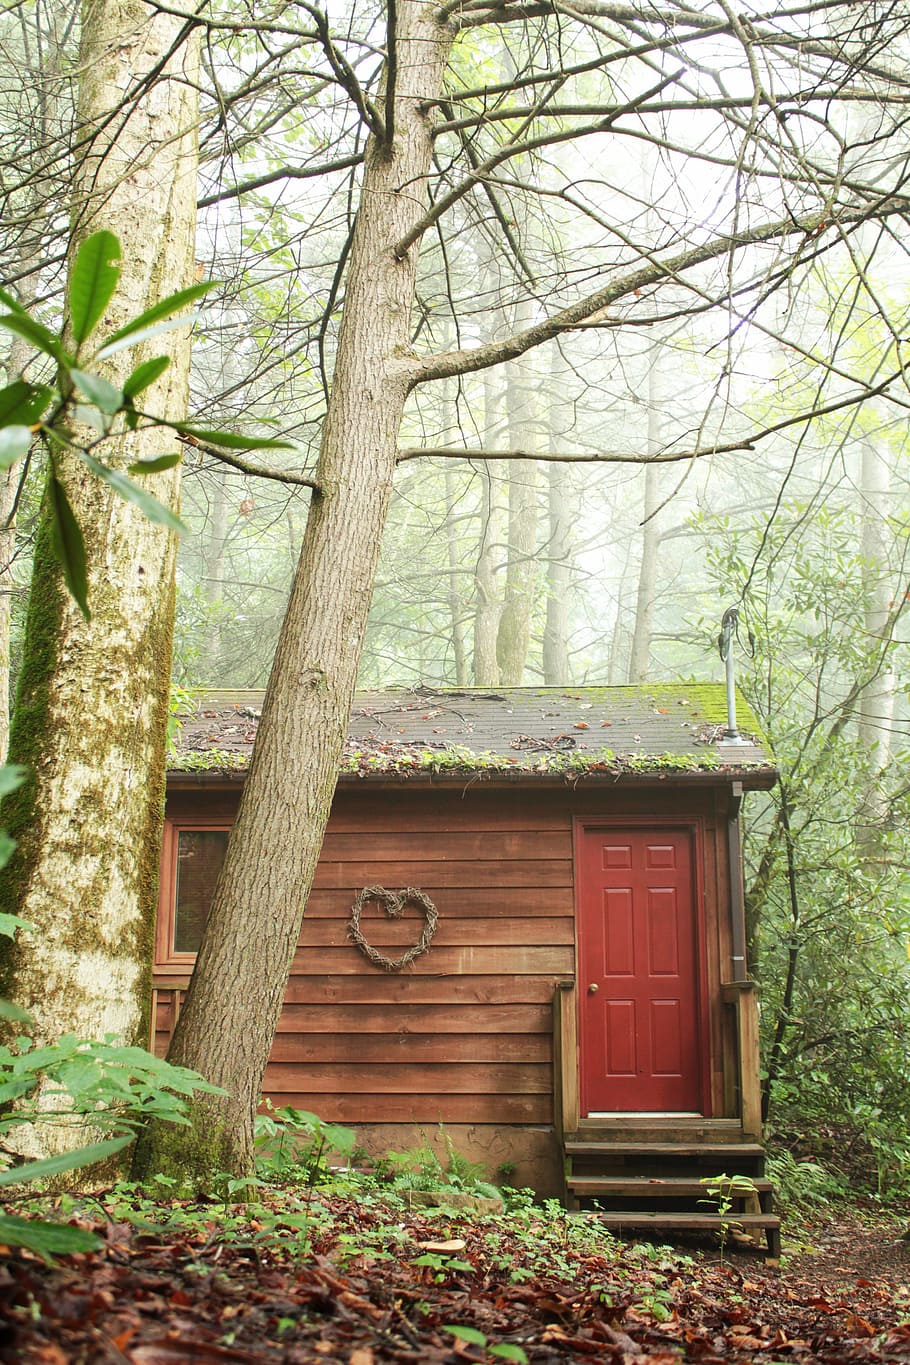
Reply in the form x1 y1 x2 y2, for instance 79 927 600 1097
628 358 666 682
496 325 539 685
134 0 455 1184
472 364 505 686
0 0 198 1157
444 467 468 686
0 5 70 757
542 352 574 685
855 434 896 861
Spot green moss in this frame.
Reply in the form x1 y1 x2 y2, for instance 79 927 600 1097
0 486 65 1008
131 1094 251 1192
175 748 249 773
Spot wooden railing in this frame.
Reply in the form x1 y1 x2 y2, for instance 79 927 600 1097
552 979 579 1139
721 980 762 1137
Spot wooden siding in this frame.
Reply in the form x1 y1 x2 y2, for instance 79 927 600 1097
156 787 577 1126
156 783 737 1133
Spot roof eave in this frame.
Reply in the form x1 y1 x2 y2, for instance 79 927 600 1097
166 764 779 791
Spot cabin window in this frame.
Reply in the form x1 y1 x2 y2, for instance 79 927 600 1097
157 824 229 964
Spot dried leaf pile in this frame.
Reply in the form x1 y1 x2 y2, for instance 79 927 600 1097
1 1193 908 1363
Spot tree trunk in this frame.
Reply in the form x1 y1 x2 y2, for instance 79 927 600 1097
542 461 570 684
444 467 468 686
855 435 896 861
496 331 539 685
201 465 229 681
542 354 574 685
134 1 455 1185
0 0 198 1157
0 5 70 757
472 368 504 686
628 354 665 682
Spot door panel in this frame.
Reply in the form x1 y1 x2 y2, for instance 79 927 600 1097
578 826 702 1113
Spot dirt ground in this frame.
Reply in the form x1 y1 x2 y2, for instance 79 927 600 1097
1 1197 908 1363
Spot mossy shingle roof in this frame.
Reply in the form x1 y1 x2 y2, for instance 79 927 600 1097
171 683 776 787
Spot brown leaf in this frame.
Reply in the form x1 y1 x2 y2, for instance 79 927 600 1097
845 1313 876 1336
416 1239 466 1253
130 1340 262 1362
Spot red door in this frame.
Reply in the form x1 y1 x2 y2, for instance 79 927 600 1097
577 826 702 1114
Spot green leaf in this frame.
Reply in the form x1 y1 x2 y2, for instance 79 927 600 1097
490 1346 529 1363
443 1325 488 1346
127 452 182 475
0 999 32 1025
0 1133 132 1188
0 312 68 363
79 452 185 535
48 475 89 618
0 765 27 799
99 281 217 350
0 286 27 314
0 426 32 468
73 405 108 435
0 380 53 425
122 355 170 399
0 1212 101 1258
69 230 121 345
95 314 204 360
0 911 32 938
172 423 293 451
70 369 124 416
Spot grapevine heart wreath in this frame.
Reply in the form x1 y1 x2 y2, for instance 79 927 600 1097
348 885 439 971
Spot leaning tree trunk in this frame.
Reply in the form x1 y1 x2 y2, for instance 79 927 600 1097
134 1 456 1185
0 0 198 1157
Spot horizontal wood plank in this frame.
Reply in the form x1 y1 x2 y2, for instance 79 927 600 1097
319 830 572 860
153 1026 552 1065
302 887 575 918
288 945 574 975
312 860 572 889
273 1003 552 1033
266 1093 552 1124
296 916 573 949
153 975 571 1004
266 1033 551 1064
261 1062 551 1094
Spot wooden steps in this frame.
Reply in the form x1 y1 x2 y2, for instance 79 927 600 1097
594 1211 781 1244
567 1176 773 1198
566 1141 765 1159
562 1127 780 1258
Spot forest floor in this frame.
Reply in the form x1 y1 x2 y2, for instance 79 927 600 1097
1 1190 909 1364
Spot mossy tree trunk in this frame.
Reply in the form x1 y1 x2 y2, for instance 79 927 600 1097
0 0 198 1157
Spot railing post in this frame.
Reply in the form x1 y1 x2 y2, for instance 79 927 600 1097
553 979 579 1139
722 980 762 1137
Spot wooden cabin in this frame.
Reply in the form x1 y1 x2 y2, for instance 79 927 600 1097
154 684 780 1252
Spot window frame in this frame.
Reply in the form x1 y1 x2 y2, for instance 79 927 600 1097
155 819 232 972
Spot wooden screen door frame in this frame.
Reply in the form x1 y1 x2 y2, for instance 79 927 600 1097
573 816 710 1118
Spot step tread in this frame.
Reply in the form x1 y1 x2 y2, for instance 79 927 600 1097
568 1176 773 1195
565 1142 765 1157
594 1212 780 1229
